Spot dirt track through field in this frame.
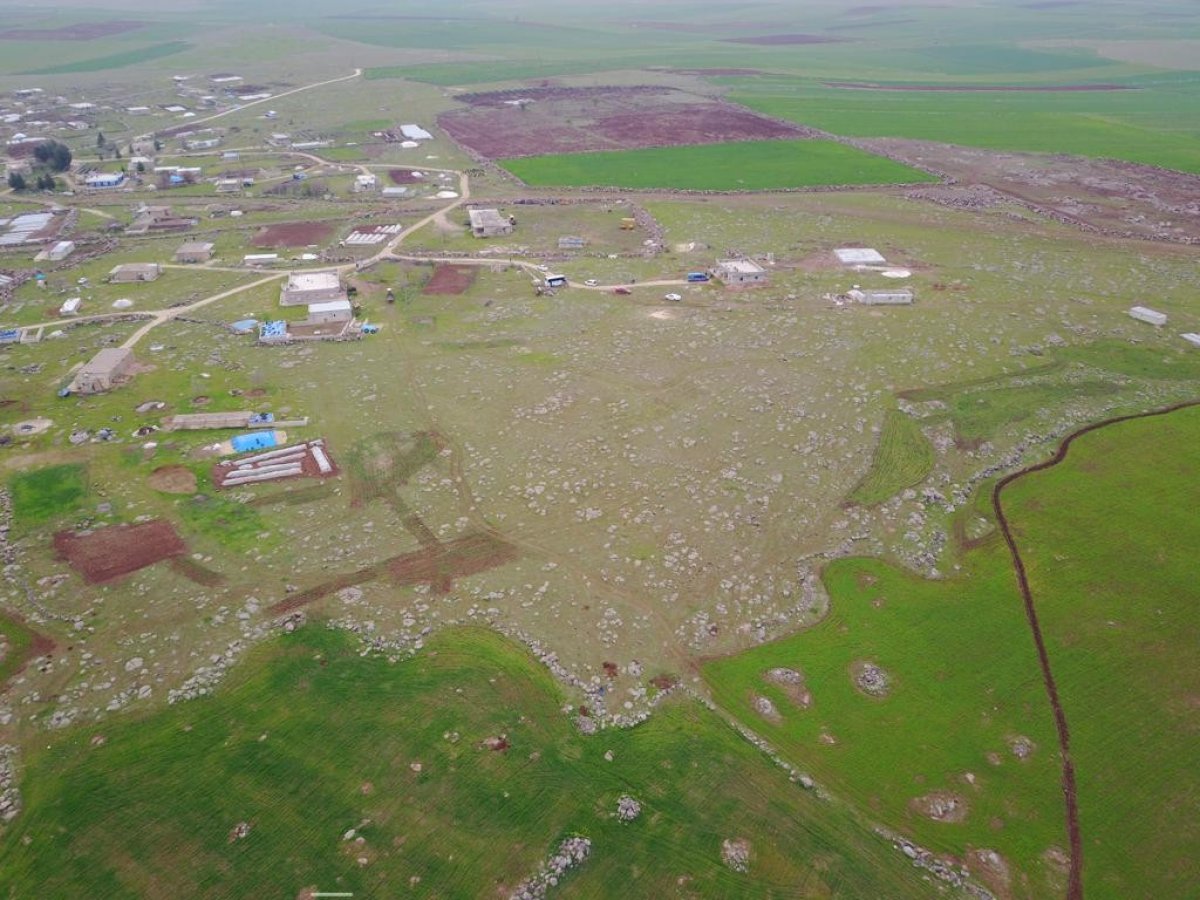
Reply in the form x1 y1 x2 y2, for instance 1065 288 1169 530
991 398 1200 900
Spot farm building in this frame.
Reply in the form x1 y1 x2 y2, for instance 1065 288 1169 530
713 259 769 287
848 287 914 306
214 177 242 193
109 263 162 283
469 208 514 239
127 205 197 235
184 137 221 150
834 248 886 266
174 241 214 264
558 235 587 250
83 171 125 190
244 253 279 267
72 347 134 394
400 124 433 141
1129 306 1167 326
306 299 353 324
381 186 408 198
280 271 346 306
353 173 377 193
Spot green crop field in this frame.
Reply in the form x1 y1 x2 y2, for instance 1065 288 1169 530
849 409 934 505
9 464 88 531
0 626 933 897
502 140 937 191
730 77 1200 174
21 41 191 75
704 403 1200 896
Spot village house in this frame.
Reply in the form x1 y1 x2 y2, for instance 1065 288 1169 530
469 208 514 239
126 205 197 235
109 263 162 283
353 173 377 193
83 171 125 190
72 347 134 394
174 241 214 264
280 271 346 307
712 259 769 287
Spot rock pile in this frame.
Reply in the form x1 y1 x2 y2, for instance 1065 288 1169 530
0 745 19 823
616 795 641 822
509 836 591 899
721 837 751 873
852 661 891 697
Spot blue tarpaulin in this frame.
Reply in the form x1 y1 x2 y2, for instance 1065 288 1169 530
231 430 278 453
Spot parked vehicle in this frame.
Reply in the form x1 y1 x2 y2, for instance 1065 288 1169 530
664 292 682 302
686 272 710 283
584 279 599 287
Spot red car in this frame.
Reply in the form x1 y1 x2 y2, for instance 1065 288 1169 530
612 287 632 295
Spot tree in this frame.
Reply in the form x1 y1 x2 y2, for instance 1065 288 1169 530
34 140 72 173
7 172 26 191
96 131 105 148
36 174 56 191
136 161 145 174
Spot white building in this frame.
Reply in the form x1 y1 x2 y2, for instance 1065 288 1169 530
713 259 769 287
353 173 378 193
280 271 346 306
835 248 887 266
44 240 75 261
1129 306 1167 326
83 171 125 190
848 287 914 306
399 124 433 141
1181 333 1200 349
306 299 353 324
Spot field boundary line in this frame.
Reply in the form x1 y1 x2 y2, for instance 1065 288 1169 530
991 398 1200 900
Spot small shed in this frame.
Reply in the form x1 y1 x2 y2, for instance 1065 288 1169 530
849 288 914 306
109 263 162 283
1129 306 1167 326
174 241 214 264
73 347 134 394
244 253 279 267
45 240 75 261
306 299 353 324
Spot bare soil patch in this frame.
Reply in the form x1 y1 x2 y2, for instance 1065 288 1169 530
423 265 477 296
826 81 1133 92
726 34 847 45
966 848 1013 899
387 168 425 184
147 465 197 494
439 85 813 160
876 137 1200 244
0 21 142 41
652 67 763 77
386 532 518 594
168 556 225 587
750 693 781 723
910 790 969 823
253 221 335 248
54 520 187 584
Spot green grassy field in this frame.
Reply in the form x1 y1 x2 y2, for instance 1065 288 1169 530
0 626 934 898
730 77 1200 174
502 140 937 191
704 402 1200 896
20 41 190 75
9 463 88 531
848 409 934 505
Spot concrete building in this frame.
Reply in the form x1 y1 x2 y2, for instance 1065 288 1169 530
1129 306 1167 326
73 347 134 394
127 205 197 235
280 271 346 306
469 208 513 239
174 241 214 264
109 263 162 283
353 173 377 193
712 259 769 287
835 248 886 266
399 124 433 141
848 287 914 306
244 253 279 267
305 299 353 324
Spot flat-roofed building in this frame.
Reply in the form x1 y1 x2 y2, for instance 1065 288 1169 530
109 263 162 283
73 347 134 394
305 299 353 324
848 287 914 306
174 241 214 264
280 271 346 306
834 248 886 266
713 259 769 287
469 208 513 239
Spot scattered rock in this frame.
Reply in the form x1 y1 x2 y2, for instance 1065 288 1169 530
851 660 891 698
616 795 641 822
721 837 751 873
1007 735 1036 760
911 790 969 823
